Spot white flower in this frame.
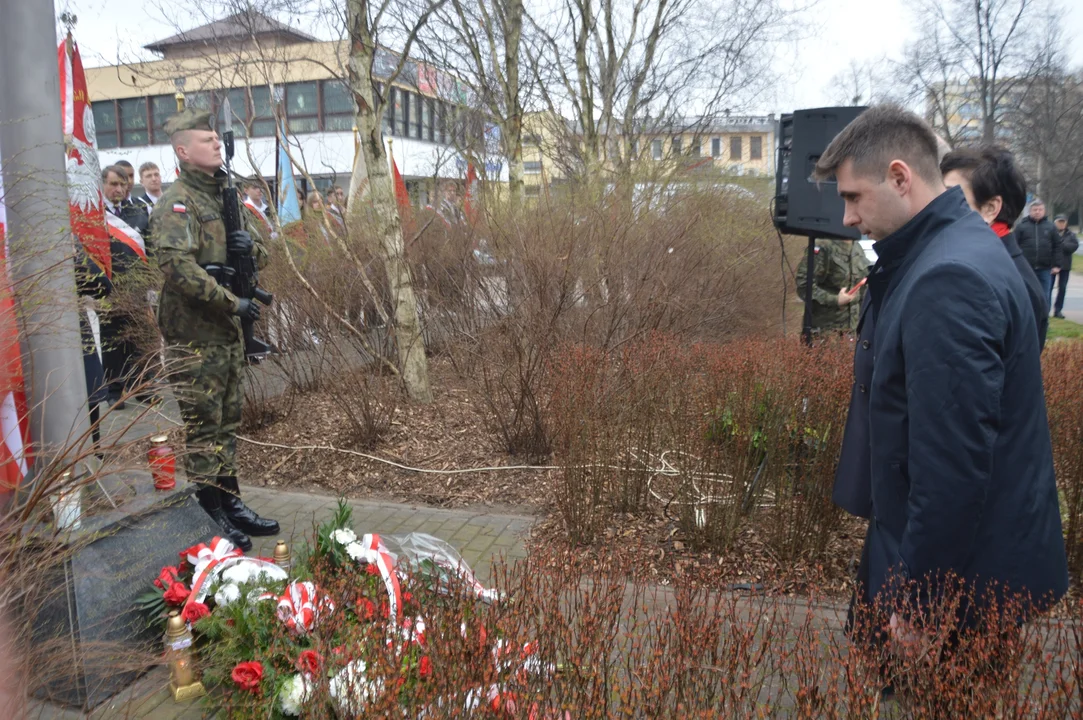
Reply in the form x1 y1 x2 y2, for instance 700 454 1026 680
214 583 241 607
328 660 383 716
344 542 367 561
279 673 312 716
330 528 357 546
221 563 253 585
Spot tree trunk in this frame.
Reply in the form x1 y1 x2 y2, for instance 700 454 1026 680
346 4 433 403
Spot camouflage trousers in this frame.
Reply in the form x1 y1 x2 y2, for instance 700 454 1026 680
168 342 244 483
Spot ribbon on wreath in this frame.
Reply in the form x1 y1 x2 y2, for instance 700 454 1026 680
277 581 335 635
361 533 403 628
182 537 244 606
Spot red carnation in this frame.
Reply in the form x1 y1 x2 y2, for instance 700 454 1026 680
419 655 432 679
402 591 414 605
153 566 180 590
365 563 380 576
162 582 190 606
357 598 376 621
231 661 263 694
181 602 210 624
296 650 321 677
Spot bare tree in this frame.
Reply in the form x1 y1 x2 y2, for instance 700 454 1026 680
131 0 438 402
524 0 793 187
1008 25 1083 204
898 0 1038 146
825 58 898 107
417 0 529 202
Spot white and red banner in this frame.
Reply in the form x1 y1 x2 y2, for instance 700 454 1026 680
105 212 146 261
0 137 34 491
59 34 112 278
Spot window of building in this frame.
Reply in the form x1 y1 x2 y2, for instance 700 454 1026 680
437 101 447 144
425 97 435 141
413 93 424 139
691 140 700 158
382 86 394 136
186 92 212 112
118 97 149 147
321 80 354 132
651 138 662 160
730 136 742 160
671 136 682 155
285 81 318 133
524 160 542 174
150 95 176 144
216 88 249 138
419 94 431 140
750 135 763 160
711 137 720 157
250 86 276 137
396 89 408 137
629 139 638 157
93 101 118 149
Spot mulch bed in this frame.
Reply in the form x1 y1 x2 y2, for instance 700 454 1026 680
237 358 869 599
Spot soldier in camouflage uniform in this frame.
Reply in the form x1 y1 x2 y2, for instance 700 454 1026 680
151 109 278 551
794 238 869 332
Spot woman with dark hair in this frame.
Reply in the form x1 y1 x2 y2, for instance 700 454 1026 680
941 145 1048 347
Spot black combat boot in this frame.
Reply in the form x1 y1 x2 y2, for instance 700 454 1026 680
219 476 280 536
195 482 253 552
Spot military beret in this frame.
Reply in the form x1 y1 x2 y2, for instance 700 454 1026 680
163 108 214 136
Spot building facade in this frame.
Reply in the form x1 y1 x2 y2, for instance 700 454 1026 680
85 12 493 204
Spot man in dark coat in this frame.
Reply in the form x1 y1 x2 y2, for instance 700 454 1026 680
1015 198 1061 308
816 105 1068 644
1053 214 1078 319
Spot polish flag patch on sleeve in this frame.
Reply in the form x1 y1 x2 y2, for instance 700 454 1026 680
173 203 187 213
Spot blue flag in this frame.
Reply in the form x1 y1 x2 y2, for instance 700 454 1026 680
276 121 301 224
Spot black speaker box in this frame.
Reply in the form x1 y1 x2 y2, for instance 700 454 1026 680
774 106 867 240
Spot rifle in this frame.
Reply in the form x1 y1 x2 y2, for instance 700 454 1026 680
215 96 274 362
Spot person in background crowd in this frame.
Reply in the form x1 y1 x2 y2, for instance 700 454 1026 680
99 165 150 407
296 187 306 217
940 146 1048 347
794 237 869 333
244 179 269 214
817 104 1067 693
115 159 136 201
1053 215 1078 319
104 162 149 237
326 185 347 234
137 162 163 212
1015 198 1061 309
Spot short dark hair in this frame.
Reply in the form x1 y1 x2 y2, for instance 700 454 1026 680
115 159 134 171
940 145 1027 225
138 161 159 176
101 164 127 181
813 104 943 185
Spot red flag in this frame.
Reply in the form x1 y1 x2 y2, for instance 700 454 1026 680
105 213 147 261
59 34 112 278
463 162 478 225
392 157 411 212
0 139 33 490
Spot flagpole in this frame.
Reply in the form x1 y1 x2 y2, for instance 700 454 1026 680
0 0 92 501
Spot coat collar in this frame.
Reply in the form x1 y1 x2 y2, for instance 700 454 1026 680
178 163 226 196
871 186 969 273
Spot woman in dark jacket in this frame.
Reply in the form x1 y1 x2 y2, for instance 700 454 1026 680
940 146 1048 347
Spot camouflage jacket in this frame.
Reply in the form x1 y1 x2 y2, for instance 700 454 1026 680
794 238 869 332
150 165 269 346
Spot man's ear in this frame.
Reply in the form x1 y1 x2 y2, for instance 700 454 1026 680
886 159 912 195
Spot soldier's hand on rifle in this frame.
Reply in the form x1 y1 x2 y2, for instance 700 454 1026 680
234 298 261 322
227 230 254 256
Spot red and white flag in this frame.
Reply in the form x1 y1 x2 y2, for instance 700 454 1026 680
59 34 112 278
463 161 479 226
0 136 34 491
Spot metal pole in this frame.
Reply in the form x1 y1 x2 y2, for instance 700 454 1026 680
801 236 817 346
0 0 92 498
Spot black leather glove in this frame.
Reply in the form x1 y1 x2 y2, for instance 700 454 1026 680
234 298 261 322
227 230 253 256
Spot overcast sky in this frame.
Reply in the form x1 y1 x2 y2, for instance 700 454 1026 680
58 0 1083 115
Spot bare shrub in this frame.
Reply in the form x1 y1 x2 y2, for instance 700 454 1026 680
1042 342 1083 575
